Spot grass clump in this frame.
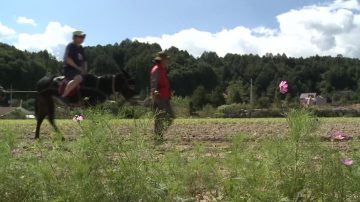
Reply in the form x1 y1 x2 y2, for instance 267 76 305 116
0 109 360 201
222 109 360 201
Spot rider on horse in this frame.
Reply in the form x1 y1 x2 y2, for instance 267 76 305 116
61 31 87 104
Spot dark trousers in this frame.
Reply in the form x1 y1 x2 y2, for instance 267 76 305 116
153 98 174 138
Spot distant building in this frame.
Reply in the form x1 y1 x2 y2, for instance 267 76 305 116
300 93 326 107
0 107 34 119
0 107 18 117
0 85 5 100
0 86 8 106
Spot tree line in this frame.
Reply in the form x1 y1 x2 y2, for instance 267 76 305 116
1 40 360 108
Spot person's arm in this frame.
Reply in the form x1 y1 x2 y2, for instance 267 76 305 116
65 57 81 69
150 68 160 98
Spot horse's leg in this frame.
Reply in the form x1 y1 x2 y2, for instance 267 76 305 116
46 96 58 132
35 115 45 139
35 94 47 139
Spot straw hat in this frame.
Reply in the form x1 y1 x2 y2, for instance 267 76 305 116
154 51 170 61
73 31 86 37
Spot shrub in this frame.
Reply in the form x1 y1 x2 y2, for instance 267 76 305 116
171 96 191 118
217 103 249 118
191 86 208 110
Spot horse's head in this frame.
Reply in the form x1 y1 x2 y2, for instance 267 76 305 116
115 68 137 99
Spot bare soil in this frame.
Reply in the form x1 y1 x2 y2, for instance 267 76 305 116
5 118 360 153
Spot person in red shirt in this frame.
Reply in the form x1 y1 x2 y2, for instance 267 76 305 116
150 51 174 140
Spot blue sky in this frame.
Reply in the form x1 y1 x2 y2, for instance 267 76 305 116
1 0 360 58
1 0 325 45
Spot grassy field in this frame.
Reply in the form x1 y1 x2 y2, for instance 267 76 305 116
1 111 360 201
3 116 360 124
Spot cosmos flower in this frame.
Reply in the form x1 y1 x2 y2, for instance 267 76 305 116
279 80 288 94
342 159 354 166
72 115 84 123
333 131 345 140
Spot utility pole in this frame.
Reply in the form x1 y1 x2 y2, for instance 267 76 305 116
250 78 253 106
10 84 12 107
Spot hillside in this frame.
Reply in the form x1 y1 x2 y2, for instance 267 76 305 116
1 40 360 108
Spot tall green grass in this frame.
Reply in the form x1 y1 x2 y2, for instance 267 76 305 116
0 109 359 201
223 109 360 201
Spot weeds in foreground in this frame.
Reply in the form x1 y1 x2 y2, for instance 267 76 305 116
223 109 360 201
0 109 359 201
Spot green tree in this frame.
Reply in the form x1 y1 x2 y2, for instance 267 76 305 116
191 86 208 110
209 86 225 107
226 81 247 104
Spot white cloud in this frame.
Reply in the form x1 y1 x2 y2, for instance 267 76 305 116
134 0 360 58
15 22 76 59
16 16 37 26
0 22 16 39
330 0 360 10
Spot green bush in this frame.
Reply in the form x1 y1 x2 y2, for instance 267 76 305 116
217 103 250 118
196 104 218 118
22 98 36 111
217 104 283 118
191 86 208 110
171 96 191 118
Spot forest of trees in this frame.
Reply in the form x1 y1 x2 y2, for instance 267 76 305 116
1 40 360 109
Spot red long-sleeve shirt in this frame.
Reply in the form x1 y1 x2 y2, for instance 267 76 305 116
150 63 171 99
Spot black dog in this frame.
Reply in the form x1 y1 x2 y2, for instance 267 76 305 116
34 70 136 139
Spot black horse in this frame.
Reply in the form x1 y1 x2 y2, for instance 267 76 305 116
34 70 137 139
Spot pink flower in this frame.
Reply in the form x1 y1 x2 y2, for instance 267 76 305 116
72 115 84 123
279 80 288 94
77 115 84 121
342 159 354 166
334 131 345 140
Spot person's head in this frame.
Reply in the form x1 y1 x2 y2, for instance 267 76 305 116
72 31 86 45
154 51 170 66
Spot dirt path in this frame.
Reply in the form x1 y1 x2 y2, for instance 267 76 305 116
4 118 360 153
